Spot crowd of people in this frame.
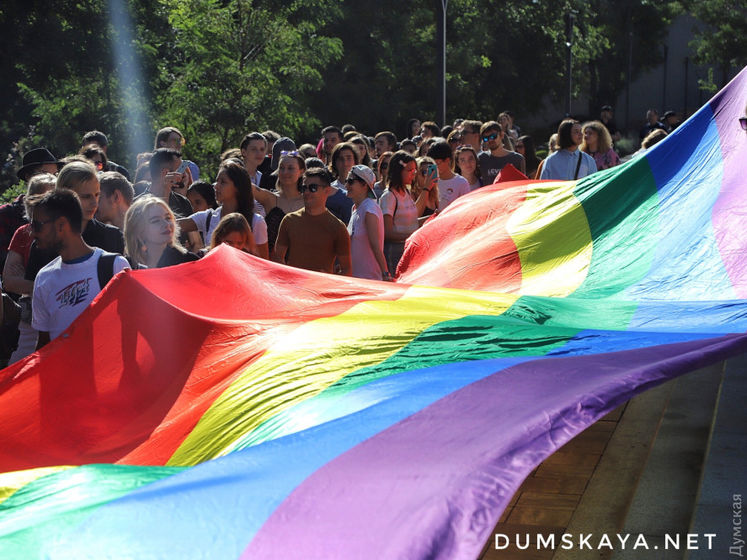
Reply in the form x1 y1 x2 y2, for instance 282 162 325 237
0 108 679 366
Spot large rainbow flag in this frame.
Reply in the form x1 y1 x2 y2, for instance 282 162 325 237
0 68 746 559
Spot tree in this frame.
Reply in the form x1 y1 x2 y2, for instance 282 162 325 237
156 0 342 175
685 0 747 89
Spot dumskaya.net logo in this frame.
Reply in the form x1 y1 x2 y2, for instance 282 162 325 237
494 532 716 551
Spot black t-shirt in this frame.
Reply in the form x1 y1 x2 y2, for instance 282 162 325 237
134 189 193 219
156 245 199 268
84 218 125 254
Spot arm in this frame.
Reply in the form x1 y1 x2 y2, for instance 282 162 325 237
364 212 389 279
414 168 437 216
2 250 33 295
255 243 269 260
252 184 277 210
336 226 352 277
176 217 198 233
274 217 289 263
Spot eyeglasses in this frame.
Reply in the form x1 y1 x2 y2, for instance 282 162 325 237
299 182 324 193
280 150 300 157
345 177 359 185
31 218 55 232
482 133 498 142
740 117 747 131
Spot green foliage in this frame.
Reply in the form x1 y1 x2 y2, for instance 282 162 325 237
155 0 342 177
685 0 747 89
0 0 704 192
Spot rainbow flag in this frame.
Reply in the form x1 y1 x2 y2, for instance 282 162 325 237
1 68 746 559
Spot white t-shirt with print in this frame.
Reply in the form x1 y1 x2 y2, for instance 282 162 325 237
437 174 471 210
32 247 129 340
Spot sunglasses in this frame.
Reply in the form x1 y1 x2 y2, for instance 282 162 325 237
299 182 324 193
740 117 747 131
31 218 55 232
482 133 498 142
345 177 360 185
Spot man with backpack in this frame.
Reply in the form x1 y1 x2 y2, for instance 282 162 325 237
31 189 129 349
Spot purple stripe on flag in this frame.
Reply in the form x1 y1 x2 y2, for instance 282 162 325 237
242 334 747 560
710 69 747 296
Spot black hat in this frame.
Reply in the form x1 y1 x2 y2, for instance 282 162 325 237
601 105 613 112
17 148 61 181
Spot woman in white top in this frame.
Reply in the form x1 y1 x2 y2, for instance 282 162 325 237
179 159 266 258
345 165 390 281
378 150 434 274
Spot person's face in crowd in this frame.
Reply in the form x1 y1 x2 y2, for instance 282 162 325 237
378 155 391 179
31 208 62 252
420 127 433 140
95 192 116 224
214 169 237 205
374 137 390 158
401 160 417 185
461 127 480 151
583 127 598 150
161 156 185 192
571 124 583 147
345 173 369 204
402 142 417 155
72 177 101 222
483 128 502 151
38 163 60 176
646 110 658 124
514 139 525 155
220 231 251 252
163 132 183 150
434 158 451 178
88 154 104 171
142 204 175 247
301 176 330 210
352 141 367 162
410 120 421 138
457 151 477 177
277 156 303 187
499 115 511 131
323 132 341 155
601 109 612 122
241 139 266 170
335 148 356 181
187 190 210 212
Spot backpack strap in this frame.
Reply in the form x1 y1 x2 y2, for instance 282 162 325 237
97 252 118 289
573 151 583 180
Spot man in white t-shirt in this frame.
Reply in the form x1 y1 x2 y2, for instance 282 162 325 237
31 190 129 348
427 140 470 210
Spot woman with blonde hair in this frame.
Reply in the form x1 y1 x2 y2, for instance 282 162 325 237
581 120 621 171
412 156 439 217
124 196 198 268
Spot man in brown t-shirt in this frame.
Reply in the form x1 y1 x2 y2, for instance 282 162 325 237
275 167 351 275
